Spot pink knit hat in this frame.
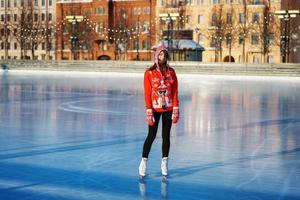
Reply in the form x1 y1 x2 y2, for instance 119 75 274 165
155 44 169 66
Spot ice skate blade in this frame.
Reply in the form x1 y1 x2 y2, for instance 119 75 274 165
139 174 146 178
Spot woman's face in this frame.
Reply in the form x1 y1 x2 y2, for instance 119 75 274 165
158 50 168 64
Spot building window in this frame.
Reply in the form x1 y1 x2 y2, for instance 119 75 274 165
49 43 52 50
7 0 10 7
133 40 139 50
186 15 192 24
7 14 10 22
239 13 245 24
142 40 149 50
226 33 231 46
1 14 4 21
42 0 45 6
1 28 4 36
143 7 150 15
14 43 17 49
227 14 232 24
211 13 218 26
186 0 192 5
197 0 204 5
49 13 52 21
143 22 149 33
14 14 17 21
239 55 243 63
239 33 244 44
212 0 220 4
1 0 4 7
97 22 104 32
267 56 273 63
96 7 105 15
253 55 260 64
251 33 259 45
7 42 10 50
210 37 216 47
133 7 141 15
198 15 204 24
34 0 38 6
49 0 52 6
14 28 17 36
34 13 38 22
198 34 204 42
14 0 17 7
252 0 262 4
42 43 45 50
268 33 274 44
171 0 177 6
252 13 260 23
42 13 45 21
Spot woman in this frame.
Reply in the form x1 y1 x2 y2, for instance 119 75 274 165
139 44 179 177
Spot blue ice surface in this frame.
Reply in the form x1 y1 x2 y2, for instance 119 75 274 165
0 70 300 200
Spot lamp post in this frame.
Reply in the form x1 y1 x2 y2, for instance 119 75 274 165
66 15 83 60
159 13 179 61
195 27 200 61
136 13 140 61
275 10 300 63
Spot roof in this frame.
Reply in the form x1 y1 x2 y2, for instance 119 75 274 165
152 39 205 51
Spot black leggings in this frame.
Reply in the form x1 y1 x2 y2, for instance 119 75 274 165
142 110 173 158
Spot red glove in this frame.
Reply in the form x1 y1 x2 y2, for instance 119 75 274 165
172 107 179 124
146 109 155 126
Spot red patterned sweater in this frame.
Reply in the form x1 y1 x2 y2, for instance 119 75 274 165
144 66 179 112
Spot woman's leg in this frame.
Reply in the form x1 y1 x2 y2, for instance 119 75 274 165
161 111 173 158
142 112 161 158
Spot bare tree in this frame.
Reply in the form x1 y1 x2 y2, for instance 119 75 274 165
261 1 281 63
15 2 44 60
78 18 98 60
114 9 130 60
62 8 97 60
234 0 259 63
223 3 236 62
4 0 8 59
16 6 29 59
45 0 51 60
1 3 15 59
207 4 226 62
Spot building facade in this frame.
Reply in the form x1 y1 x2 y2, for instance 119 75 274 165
0 0 56 60
56 0 156 61
1 0 298 63
281 0 300 63
156 0 282 63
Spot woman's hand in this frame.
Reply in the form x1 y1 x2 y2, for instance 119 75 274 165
172 107 179 124
146 109 155 126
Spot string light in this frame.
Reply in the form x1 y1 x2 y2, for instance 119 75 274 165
2 14 192 43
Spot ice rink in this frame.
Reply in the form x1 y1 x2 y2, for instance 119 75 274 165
0 70 300 200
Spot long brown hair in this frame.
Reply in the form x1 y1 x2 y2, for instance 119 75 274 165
148 63 157 71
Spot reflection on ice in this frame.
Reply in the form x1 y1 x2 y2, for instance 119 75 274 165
1 70 300 200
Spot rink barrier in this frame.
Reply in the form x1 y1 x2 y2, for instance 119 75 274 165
1 60 300 76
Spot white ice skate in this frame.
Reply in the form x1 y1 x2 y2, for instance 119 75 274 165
161 157 168 176
139 158 147 177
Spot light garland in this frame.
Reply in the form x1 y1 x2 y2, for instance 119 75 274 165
1 14 204 42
